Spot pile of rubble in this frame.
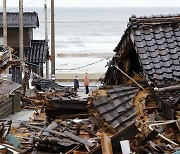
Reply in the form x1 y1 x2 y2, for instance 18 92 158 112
90 85 180 153
0 75 179 153
0 110 100 153
0 76 100 153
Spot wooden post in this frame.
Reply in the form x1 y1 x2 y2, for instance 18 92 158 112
51 0 55 79
19 0 24 84
157 84 180 92
19 0 24 60
3 0 9 74
45 0 49 79
100 132 113 154
3 0 7 47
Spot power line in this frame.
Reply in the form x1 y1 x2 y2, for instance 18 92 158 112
12 54 108 71
7 0 39 11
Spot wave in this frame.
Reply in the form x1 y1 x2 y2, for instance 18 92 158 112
57 53 114 58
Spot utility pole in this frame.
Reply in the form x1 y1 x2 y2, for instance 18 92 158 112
51 0 55 80
3 0 7 47
3 0 8 74
19 0 23 60
44 0 49 79
19 0 24 84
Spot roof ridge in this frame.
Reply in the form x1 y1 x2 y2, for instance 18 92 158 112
129 14 180 27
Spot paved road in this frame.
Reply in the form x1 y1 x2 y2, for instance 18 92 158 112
58 81 102 98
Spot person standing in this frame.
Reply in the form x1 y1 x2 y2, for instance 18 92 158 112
84 72 90 94
74 76 79 91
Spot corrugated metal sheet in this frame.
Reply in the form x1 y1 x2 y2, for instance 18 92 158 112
27 40 49 63
93 85 139 132
0 79 21 96
0 12 39 28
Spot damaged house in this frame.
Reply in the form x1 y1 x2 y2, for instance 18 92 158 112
104 14 180 119
0 14 180 153
0 12 49 80
92 14 180 153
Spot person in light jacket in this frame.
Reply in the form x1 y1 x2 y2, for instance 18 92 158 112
74 76 79 91
84 72 90 94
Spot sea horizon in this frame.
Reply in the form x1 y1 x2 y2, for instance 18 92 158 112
1 7 180 74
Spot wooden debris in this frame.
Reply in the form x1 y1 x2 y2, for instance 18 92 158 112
100 132 113 154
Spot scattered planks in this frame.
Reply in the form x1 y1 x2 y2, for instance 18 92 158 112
24 124 94 147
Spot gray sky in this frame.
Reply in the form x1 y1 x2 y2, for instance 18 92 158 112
2 0 180 8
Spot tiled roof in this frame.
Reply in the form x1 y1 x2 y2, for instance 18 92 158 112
130 15 180 86
93 85 139 132
0 12 39 28
0 79 21 96
0 45 11 67
130 15 180 114
111 14 180 118
27 40 49 63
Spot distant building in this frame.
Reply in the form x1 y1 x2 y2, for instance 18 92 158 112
0 12 39 49
0 12 49 80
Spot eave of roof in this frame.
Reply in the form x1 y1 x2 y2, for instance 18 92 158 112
93 85 139 132
0 12 39 28
113 14 180 86
26 40 49 64
109 14 180 111
0 79 22 96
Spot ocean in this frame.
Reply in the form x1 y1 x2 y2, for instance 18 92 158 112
15 7 180 73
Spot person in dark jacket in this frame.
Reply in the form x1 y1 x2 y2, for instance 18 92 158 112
74 76 79 91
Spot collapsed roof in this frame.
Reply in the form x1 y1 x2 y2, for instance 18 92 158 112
105 14 180 119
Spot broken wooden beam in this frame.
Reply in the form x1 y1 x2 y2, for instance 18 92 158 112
24 124 66 137
155 84 180 92
64 130 94 147
24 124 94 147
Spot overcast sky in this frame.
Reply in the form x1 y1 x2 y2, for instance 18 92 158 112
1 0 180 8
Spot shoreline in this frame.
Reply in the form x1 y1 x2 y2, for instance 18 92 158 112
50 72 105 82
57 53 114 58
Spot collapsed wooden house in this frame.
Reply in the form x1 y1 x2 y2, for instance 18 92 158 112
91 14 180 153
104 14 180 120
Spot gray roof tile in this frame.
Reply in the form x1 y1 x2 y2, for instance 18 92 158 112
156 38 165 45
144 34 153 41
27 40 49 63
93 85 139 131
166 37 175 43
134 35 143 42
0 12 39 28
161 54 171 61
154 33 162 39
174 31 180 37
164 32 173 38
109 14 180 117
